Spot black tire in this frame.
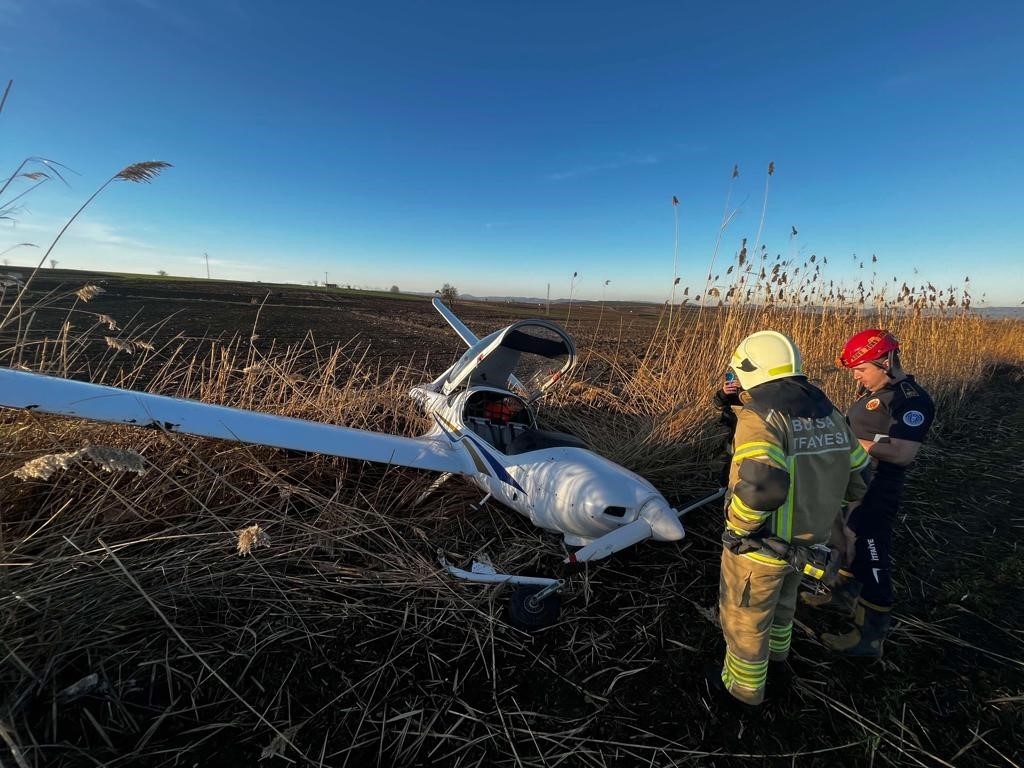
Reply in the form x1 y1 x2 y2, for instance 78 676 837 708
507 586 560 631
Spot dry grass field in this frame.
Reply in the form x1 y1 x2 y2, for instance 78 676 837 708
2 267 1023 767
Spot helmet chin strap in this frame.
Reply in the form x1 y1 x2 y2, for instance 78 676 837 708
883 350 907 381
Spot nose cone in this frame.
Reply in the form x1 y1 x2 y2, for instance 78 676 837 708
640 498 686 542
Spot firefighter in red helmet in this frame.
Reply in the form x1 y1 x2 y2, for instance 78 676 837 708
804 329 935 657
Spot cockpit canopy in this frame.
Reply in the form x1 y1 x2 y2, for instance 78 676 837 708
441 320 575 401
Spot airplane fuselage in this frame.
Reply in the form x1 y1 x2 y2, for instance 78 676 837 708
411 385 685 547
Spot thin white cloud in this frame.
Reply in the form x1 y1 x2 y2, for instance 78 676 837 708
70 219 156 250
0 214 156 251
546 153 659 182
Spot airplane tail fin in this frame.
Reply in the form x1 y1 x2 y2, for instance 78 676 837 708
432 297 478 347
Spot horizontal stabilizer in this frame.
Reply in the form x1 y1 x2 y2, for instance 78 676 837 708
432 297 479 347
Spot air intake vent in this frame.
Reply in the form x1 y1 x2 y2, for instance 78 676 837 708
603 506 627 518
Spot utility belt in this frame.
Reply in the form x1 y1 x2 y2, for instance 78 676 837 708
722 529 839 582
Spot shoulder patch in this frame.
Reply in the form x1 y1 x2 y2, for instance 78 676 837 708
900 382 919 398
865 397 881 411
902 410 925 427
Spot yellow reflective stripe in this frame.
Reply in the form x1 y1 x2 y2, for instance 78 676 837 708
724 651 768 688
769 623 792 652
773 455 795 540
742 551 787 566
729 495 772 520
725 521 748 536
768 363 793 376
850 442 869 470
724 664 765 688
734 442 786 468
730 507 767 524
727 654 768 674
803 563 825 580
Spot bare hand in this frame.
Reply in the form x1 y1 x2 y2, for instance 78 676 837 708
723 380 740 395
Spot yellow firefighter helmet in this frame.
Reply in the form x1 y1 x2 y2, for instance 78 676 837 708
729 330 802 390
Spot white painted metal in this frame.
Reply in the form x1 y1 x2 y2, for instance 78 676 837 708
438 555 560 587
431 297 479 347
0 369 467 474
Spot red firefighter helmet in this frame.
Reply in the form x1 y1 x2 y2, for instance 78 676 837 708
836 329 899 368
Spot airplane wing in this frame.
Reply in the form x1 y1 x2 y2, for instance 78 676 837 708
432 297 479 347
0 368 470 475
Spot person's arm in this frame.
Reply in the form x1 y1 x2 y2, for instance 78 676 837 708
725 408 789 535
713 379 743 409
859 436 922 466
846 433 869 503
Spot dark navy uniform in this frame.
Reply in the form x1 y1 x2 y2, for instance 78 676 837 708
845 375 935 608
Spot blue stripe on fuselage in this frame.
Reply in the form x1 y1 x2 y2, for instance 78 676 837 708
463 433 527 495
433 414 527 496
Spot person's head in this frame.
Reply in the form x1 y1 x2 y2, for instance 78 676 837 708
729 330 802 390
836 329 902 391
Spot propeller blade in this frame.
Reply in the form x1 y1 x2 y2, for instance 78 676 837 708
566 518 653 564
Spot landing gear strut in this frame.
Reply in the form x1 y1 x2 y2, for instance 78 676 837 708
439 553 564 631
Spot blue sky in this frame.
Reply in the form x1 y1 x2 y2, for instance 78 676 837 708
1 1 1021 304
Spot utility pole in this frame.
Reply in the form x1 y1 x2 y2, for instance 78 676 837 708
204 252 210 279
324 271 328 288
546 283 550 315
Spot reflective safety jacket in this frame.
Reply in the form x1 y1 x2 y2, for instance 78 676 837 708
726 377 869 560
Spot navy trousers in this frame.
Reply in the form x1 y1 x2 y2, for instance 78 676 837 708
847 463 905 608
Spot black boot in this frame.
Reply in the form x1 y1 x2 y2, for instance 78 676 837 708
702 663 761 713
800 571 862 618
820 600 891 658
764 659 794 699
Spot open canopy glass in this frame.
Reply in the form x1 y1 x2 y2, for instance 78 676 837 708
441 320 576 401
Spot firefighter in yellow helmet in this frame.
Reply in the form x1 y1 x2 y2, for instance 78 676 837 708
706 331 869 707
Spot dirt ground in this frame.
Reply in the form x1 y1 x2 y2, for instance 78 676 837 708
1 268 1022 767
3 268 666 375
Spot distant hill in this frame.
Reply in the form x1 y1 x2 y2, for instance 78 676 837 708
412 292 645 305
425 293 1024 317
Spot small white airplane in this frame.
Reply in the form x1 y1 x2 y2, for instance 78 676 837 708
0 298 722 628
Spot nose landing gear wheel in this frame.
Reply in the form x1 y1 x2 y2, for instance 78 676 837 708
508 586 561 631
